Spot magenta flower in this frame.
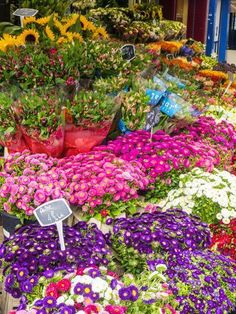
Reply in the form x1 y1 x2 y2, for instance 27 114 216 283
34 190 46 204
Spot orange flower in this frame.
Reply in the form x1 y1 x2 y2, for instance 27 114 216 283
198 70 227 81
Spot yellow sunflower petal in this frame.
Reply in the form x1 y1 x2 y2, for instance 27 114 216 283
36 16 51 25
23 16 37 27
45 25 55 41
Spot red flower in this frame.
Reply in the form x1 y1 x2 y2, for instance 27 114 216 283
50 48 57 55
105 305 127 314
101 209 109 217
84 304 99 314
46 282 59 298
107 270 119 279
75 302 84 310
76 268 85 275
57 278 71 292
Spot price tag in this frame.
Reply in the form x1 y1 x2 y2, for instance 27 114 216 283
146 89 164 106
121 44 136 61
145 106 160 131
160 97 181 118
34 199 72 251
13 8 38 27
13 8 38 17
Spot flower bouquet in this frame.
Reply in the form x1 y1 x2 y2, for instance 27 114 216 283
64 91 119 156
160 167 236 224
1 222 112 299
210 219 236 260
149 250 236 313
108 209 210 274
0 92 28 153
14 91 65 157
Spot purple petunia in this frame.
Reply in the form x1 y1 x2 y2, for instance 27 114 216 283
118 287 132 301
43 296 57 308
17 268 29 281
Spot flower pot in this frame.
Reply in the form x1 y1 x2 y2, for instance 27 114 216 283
1 212 35 238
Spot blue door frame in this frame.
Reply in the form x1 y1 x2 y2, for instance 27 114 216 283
206 0 230 61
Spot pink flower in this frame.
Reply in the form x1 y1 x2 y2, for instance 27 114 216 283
34 189 46 204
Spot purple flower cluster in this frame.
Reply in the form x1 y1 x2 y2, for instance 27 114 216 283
0 150 148 220
1 222 112 298
148 250 236 314
109 209 211 274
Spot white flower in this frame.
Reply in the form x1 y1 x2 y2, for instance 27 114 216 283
92 277 108 293
57 296 66 305
77 311 86 314
216 213 222 220
221 208 231 219
65 298 75 306
76 295 84 303
104 288 112 301
222 218 230 224
72 275 92 285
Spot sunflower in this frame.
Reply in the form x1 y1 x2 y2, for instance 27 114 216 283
45 25 55 41
92 27 109 39
79 15 96 32
23 16 36 27
65 32 74 43
36 16 51 25
53 17 66 35
63 14 79 31
0 39 7 52
19 29 39 45
70 32 83 43
57 36 68 44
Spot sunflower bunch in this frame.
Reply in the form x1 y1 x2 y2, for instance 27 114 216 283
0 14 108 53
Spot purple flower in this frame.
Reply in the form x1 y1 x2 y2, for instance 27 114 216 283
110 279 118 290
129 285 139 301
74 283 83 295
16 268 29 281
36 309 47 314
59 306 75 314
20 280 33 293
5 274 14 287
88 268 100 278
43 296 56 308
118 287 132 301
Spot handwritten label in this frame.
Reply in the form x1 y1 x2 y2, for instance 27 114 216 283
223 71 235 95
121 44 136 61
146 89 164 106
160 97 181 118
34 199 72 251
13 8 38 17
145 106 160 131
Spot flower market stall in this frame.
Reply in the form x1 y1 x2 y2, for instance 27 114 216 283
1 3 236 314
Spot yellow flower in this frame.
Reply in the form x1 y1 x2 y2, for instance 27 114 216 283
57 36 68 44
45 25 55 41
18 29 39 45
79 15 96 32
23 16 36 27
63 14 79 31
36 16 51 25
54 17 66 35
92 27 109 39
65 32 74 42
71 32 83 43
0 39 7 52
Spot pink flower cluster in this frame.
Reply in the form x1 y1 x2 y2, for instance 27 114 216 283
56 151 148 214
0 151 148 220
95 129 223 184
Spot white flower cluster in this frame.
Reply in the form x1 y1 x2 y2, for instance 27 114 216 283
159 167 236 224
204 105 236 126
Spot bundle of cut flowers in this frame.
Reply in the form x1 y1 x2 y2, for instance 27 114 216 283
159 167 236 224
210 219 236 260
172 116 236 152
14 90 65 157
148 250 236 313
107 209 210 274
1 222 112 299
95 129 225 202
64 91 119 155
0 92 28 153
56 151 149 220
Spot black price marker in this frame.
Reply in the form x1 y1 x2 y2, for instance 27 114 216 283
121 44 136 61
